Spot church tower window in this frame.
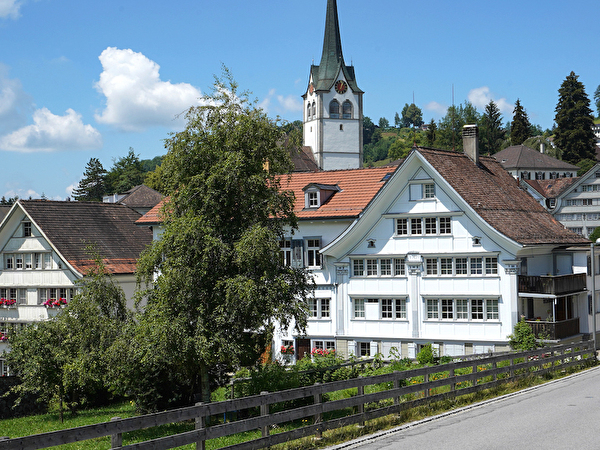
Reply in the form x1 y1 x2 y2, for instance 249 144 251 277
307 104 311 121
343 100 353 119
312 101 316 119
329 100 340 119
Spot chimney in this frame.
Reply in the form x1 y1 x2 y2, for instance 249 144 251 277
540 143 546 154
462 124 479 165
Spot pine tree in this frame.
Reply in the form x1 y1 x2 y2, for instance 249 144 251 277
479 100 505 154
510 99 531 145
72 158 107 202
555 72 596 164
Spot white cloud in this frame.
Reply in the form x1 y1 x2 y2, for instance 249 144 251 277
424 101 448 117
0 0 22 19
0 107 103 153
467 87 513 116
94 47 203 132
3 188 40 200
0 64 34 135
260 89 302 115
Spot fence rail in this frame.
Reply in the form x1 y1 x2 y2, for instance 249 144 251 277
0 342 594 450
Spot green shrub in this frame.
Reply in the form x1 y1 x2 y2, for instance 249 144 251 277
508 319 539 351
416 344 436 365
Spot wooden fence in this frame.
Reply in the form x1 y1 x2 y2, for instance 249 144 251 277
0 342 594 450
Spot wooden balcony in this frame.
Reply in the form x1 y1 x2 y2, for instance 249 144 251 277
526 318 580 340
518 273 587 296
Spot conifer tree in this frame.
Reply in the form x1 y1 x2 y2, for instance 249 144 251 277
554 71 596 164
72 158 107 202
479 100 505 154
510 99 531 145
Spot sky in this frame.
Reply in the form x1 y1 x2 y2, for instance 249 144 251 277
0 0 598 200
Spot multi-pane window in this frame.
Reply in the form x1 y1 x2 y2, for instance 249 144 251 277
280 239 292 266
470 257 483 275
308 298 330 319
440 258 453 275
353 259 364 277
395 299 407 319
38 287 74 305
426 298 499 321
366 259 378 276
425 218 437 235
456 258 468 275
18 288 26 305
411 218 422 235
394 258 405 276
320 299 330 318
307 239 321 268
15 254 23 269
354 299 365 318
342 100 352 119
308 192 319 207
329 100 340 119
313 340 335 351
426 258 438 275
381 299 393 318
424 184 435 199
23 222 32 237
439 217 451 234
485 257 498 275
380 259 391 276
5 254 13 269
396 218 408 235
308 298 318 317
44 253 52 269
359 342 370 357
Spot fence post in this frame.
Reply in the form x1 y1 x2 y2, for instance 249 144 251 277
423 373 429 398
393 371 400 406
230 380 235 400
449 366 455 391
195 402 206 450
473 363 478 386
510 357 515 379
110 417 122 449
260 391 269 438
314 383 322 439
492 360 497 381
357 378 365 427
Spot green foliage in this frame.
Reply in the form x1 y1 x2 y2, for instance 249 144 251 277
511 99 532 145
576 159 597 176
508 319 539 351
400 103 424 128
416 344 436 365
72 158 107 202
6 253 130 421
104 148 145 194
123 68 313 411
425 119 437 147
378 117 389 129
554 71 596 164
589 226 600 243
479 100 505 154
362 116 376 146
387 128 423 161
435 102 479 152
594 84 600 117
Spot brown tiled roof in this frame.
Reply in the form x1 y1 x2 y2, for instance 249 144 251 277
117 185 164 209
279 166 398 220
523 178 577 199
494 145 579 171
136 197 170 225
291 146 319 172
20 200 152 275
418 147 589 246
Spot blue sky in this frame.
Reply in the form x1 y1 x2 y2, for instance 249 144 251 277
0 0 598 200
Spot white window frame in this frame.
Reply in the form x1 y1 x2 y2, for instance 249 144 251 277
354 298 365 318
306 238 322 268
306 191 320 208
424 298 500 322
424 183 435 199
308 298 331 320
280 239 292 266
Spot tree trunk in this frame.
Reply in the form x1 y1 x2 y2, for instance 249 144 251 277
199 361 211 404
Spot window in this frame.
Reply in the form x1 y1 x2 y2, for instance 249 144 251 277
426 258 438 275
5 254 13 269
354 299 365 318
308 298 318 318
381 299 393 318
455 258 468 275
396 218 408 235
439 217 451 234
307 103 311 120
471 299 484 320
34 253 41 269
366 259 377 276
456 299 469 319
15 255 23 269
486 299 499 320
394 258 405 276
425 217 437 235
329 100 340 119
23 222 32 237
380 259 391 276
307 191 319 208
411 218 422 235
24 253 32 269
485 257 498 275
306 239 321 268
280 239 291 266
441 299 453 319
424 184 435 199
320 299 330 318
535 172 545 180
312 102 316 118
440 258 453 275
427 299 439 319
359 342 370 357
18 288 27 305
353 259 364 277
342 100 352 119
44 253 52 269
470 257 483 275
395 299 407 319
313 340 335 351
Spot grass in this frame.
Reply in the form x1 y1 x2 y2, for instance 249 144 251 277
0 363 593 450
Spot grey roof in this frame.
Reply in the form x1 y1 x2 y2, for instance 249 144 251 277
493 145 579 171
118 185 164 209
309 0 362 94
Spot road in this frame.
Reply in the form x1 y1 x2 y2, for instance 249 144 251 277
328 366 600 450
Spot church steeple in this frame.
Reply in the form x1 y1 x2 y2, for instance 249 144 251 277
318 0 344 85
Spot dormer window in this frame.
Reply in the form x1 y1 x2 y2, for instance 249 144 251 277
303 183 341 209
23 222 32 237
308 191 319 208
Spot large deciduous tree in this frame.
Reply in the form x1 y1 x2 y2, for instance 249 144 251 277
554 71 596 164
105 148 145 194
400 103 424 128
510 99 531 146
72 158 107 201
122 70 313 411
479 100 505 154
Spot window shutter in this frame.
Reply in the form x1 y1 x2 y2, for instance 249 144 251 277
370 341 379 357
348 340 356 357
291 240 304 268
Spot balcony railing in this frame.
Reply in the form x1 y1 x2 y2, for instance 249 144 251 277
526 318 580 340
518 273 587 296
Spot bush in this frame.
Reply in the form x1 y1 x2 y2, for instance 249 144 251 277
508 319 539 351
416 344 436 365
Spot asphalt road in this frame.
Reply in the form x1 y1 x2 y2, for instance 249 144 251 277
327 365 600 450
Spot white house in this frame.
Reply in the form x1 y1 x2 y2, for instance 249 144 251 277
0 200 153 375
275 128 591 361
493 144 579 181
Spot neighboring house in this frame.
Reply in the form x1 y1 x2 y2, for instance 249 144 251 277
0 200 153 375
273 128 591 361
103 185 164 216
494 145 579 181
523 163 600 239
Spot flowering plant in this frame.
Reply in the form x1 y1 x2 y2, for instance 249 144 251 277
0 332 8 342
0 298 16 307
281 345 295 355
43 297 68 308
311 348 335 357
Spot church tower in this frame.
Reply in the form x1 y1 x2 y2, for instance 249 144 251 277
302 0 363 171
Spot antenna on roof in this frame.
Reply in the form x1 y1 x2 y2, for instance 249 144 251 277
452 84 455 151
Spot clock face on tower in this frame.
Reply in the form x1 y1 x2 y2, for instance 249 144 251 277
334 80 348 94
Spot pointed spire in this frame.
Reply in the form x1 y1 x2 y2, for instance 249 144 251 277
320 0 344 75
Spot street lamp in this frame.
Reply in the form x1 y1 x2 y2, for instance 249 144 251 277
590 239 600 357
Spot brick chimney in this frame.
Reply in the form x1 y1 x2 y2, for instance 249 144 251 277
462 125 479 165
